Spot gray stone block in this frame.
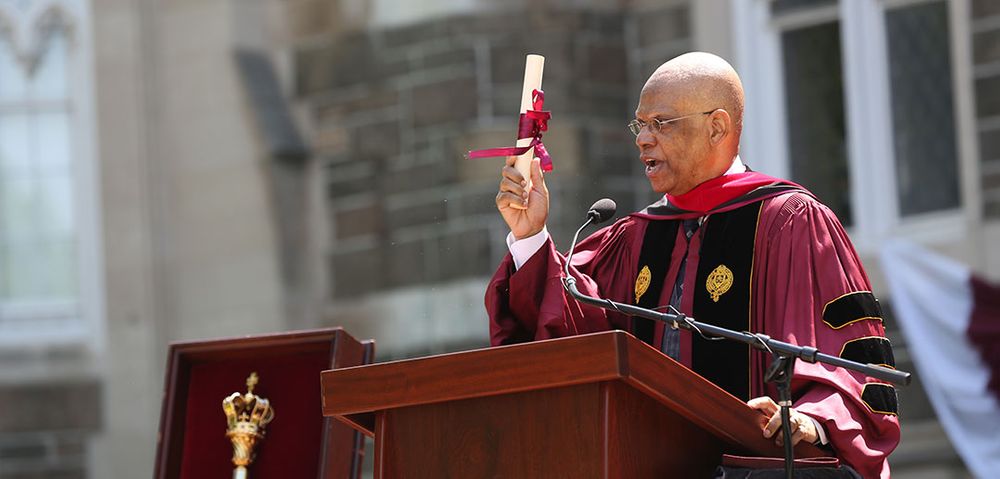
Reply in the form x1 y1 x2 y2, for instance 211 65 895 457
639 42 694 78
446 12 525 37
381 19 449 50
585 42 629 85
489 42 534 85
322 89 400 118
982 170 1000 190
0 470 86 479
334 202 383 239
0 382 101 433
412 77 479 127
452 189 506 219
0 442 46 460
351 121 401 159
327 162 379 198
382 163 454 196
973 0 1000 18
981 129 1000 160
635 6 691 48
295 35 409 95
566 91 631 120
385 200 447 232
491 87 523 118
386 238 430 288
423 46 476 70
581 11 626 35
973 29 1000 65
330 246 383 297
975 75 1000 117
985 198 1000 218
436 227 493 281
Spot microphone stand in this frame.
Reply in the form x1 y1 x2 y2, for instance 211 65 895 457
561 218 910 479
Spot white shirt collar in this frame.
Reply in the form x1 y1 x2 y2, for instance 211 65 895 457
724 155 747 175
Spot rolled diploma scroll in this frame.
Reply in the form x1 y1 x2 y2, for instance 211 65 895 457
512 54 544 209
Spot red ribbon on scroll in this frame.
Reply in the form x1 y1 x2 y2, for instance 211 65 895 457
467 89 553 171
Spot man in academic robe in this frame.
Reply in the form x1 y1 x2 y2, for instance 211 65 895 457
487 52 899 478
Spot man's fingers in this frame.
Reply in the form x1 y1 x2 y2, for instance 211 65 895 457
501 165 526 185
496 191 527 210
499 176 526 198
530 157 545 189
505 155 517 167
747 397 777 411
763 410 782 438
747 396 778 415
789 427 806 446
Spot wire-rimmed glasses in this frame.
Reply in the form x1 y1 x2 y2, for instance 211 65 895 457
627 110 716 136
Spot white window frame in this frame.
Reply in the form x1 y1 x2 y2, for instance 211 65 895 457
0 0 103 350
732 0 979 254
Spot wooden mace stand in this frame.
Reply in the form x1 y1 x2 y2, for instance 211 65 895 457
320 330 827 478
155 327 374 479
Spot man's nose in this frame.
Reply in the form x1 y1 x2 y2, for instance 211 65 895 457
635 127 656 149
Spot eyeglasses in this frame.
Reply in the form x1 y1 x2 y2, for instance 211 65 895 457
626 110 716 136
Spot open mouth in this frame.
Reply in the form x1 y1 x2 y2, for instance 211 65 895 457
644 159 658 168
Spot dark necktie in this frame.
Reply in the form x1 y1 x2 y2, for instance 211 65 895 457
661 218 700 360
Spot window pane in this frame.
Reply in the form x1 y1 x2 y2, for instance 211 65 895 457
31 29 69 101
4 241 46 300
0 24 78 312
0 37 27 101
39 175 75 235
782 22 852 225
47 238 77 299
1 177 38 243
36 111 72 175
0 112 31 174
886 1 960 216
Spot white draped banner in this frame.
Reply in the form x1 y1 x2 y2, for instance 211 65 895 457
881 240 1000 477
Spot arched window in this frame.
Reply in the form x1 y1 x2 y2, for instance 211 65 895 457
0 1 98 344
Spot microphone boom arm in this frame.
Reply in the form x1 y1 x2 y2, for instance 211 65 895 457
562 276 910 386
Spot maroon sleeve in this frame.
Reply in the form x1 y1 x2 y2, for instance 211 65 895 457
756 193 900 479
485 218 643 346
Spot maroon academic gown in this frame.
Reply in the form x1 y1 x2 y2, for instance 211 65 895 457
485 172 901 478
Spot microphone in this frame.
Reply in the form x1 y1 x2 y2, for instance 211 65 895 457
586 198 617 224
560 197 693 336
564 199 617 281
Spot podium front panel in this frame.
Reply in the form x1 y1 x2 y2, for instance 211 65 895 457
373 381 725 478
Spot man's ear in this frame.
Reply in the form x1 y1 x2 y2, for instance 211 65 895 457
708 110 731 146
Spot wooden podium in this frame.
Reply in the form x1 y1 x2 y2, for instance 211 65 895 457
320 331 827 478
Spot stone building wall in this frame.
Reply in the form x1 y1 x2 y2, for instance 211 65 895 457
295 3 694 355
0 380 99 479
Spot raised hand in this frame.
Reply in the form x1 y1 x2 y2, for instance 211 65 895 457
496 156 549 240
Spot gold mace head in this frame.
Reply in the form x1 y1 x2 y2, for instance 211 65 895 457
222 372 275 470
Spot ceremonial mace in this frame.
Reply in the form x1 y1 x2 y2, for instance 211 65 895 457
222 372 275 479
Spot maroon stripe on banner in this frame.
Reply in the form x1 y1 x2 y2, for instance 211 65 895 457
968 276 1000 399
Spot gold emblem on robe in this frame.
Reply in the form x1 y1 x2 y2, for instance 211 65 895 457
706 264 734 302
635 265 652 303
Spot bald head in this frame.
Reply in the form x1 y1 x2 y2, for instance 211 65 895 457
633 52 746 195
644 52 744 138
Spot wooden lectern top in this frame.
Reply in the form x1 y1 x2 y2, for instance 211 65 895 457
320 330 826 459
